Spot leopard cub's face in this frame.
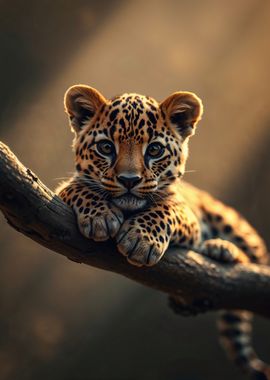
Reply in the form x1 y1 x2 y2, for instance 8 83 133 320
64 85 203 212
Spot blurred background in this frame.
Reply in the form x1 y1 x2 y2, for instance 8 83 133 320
0 1 269 379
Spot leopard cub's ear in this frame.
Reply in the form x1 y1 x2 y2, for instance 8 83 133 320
160 91 203 139
64 85 107 133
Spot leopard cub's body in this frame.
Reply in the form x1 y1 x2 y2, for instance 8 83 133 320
57 85 269 380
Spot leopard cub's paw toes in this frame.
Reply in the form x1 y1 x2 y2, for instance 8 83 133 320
200 238 248 263
200 240 232 262
78 206 124 242
116 223 167 267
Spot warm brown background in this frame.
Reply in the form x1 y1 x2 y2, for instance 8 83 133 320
0 1 269 379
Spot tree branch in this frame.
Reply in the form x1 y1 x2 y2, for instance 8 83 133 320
0 141 269 318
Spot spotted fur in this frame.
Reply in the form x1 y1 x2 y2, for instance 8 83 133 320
57 85 269 379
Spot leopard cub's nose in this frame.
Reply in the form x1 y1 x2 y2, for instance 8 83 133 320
117 175 142 190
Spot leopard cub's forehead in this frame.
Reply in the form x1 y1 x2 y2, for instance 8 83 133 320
109 92 159 113
94 93 167 143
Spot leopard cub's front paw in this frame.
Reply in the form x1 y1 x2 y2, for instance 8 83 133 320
78 204 124 242
116 220 168 267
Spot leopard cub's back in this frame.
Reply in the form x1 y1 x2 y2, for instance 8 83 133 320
179 181 268 264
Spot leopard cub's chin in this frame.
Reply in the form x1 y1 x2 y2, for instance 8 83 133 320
112 195 147 212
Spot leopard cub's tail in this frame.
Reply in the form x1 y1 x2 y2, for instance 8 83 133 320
218 310 270 380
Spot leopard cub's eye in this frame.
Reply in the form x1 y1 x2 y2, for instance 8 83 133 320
146 142 164 158
97 140 115 156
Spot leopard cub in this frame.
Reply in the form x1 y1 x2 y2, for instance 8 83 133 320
57 85 269 380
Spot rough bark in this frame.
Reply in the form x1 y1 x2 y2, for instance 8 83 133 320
0 141 269 318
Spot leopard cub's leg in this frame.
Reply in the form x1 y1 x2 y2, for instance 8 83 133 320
116 201 201 267
116 215 170 267
116 203 177 267
199 238 249 264
57 180 124 242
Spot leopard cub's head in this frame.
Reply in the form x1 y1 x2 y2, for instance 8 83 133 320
64 85 203 212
